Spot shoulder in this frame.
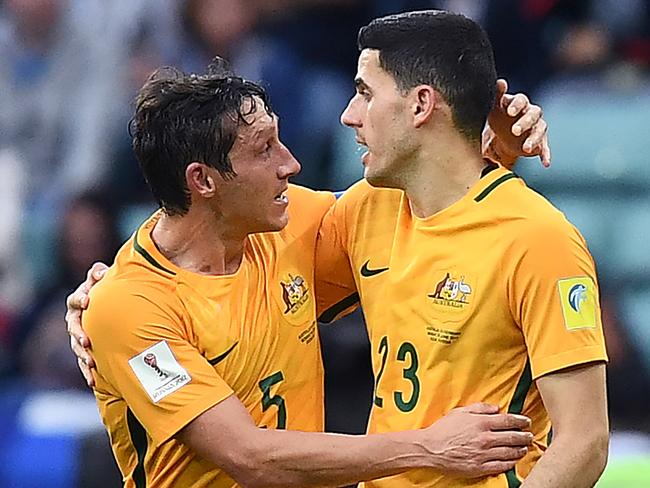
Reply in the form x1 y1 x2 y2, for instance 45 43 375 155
334 179 402 222
287 184 335 217
84 260 183 341
89 267 178 307
517 190 583 247
487 181 592 266
480 175 583 244
337 179 400 204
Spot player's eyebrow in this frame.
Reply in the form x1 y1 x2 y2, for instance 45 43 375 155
250 113 279 146
354 78 371 92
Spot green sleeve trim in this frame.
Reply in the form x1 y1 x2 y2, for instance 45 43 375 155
508 359 532 414
505 359 533 487
127 408 148 488
506 469 522 488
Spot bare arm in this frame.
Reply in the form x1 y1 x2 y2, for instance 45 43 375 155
180 395 430 488
521 363 609 487
180 396 533 488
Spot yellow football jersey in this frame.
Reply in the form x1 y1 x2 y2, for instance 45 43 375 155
84 184 334 487
317 167 608 487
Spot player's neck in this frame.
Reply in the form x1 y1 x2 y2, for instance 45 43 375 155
151 206 247 276
404 132 485 219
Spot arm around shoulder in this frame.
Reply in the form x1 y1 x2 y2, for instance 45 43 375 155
179 397 536 488
178 394 435 488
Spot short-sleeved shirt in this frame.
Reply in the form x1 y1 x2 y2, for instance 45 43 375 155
84 184 335 487
317 167 608 487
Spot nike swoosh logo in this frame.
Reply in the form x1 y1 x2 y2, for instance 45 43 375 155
360 260 389 277
208 342 239 366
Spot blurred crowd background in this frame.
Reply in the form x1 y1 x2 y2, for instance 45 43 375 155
0 0 648 486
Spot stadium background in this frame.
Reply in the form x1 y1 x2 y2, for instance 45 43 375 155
0 0 648 486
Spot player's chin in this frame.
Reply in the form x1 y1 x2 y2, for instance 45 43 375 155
266 212 290 232
365 170 397 189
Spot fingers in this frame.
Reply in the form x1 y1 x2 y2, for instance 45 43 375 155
77 357 96 388
65 260 107 312
485 445 528 462
65 262 108 344
87 262 109 286
512 104 542 137
65 303 91 347
66 286 89 311
504 99 551 167
72 332 96 388
71 333 95 369
495 79 508 102
504 92 530 118
522 116 547 152
486 430 534 448
540 140 552 167
468 440 527 478
477 460 518 477
487 413 531 431
66 263 106 390
525 134 551 167
461 402 500 415
65 303 87 342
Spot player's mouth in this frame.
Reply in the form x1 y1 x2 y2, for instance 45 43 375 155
274 189 289 205
356 137 370 165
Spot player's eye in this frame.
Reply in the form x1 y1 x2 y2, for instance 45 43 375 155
259 140 272 155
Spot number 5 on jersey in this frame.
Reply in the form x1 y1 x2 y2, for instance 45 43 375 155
259 371 287 429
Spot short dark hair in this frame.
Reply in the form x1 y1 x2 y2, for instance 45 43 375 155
358 10 497 142
130 57 272 216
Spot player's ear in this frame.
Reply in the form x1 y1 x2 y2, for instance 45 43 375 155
186 162 216 198
412 85 438 128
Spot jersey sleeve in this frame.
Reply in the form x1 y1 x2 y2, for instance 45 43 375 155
84 279 234 444
507 221 608 380
315 192 360 323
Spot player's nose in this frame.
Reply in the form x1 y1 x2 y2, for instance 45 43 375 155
277 142 301 178
340 97 360 128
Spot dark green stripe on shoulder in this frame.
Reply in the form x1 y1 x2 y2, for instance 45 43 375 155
505 359 532 488
133 231 176 275
474 173 519 202
318 292 360 323
127 408 148 488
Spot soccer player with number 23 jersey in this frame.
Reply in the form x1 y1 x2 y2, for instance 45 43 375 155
317 11 608 488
